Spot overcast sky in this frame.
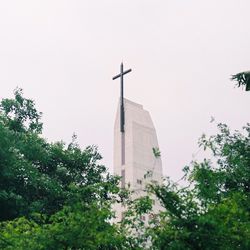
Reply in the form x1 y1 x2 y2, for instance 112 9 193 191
0 0 249 181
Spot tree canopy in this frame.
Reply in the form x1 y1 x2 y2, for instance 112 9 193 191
0 89 249 249
0 88 118 221
144 123 250 249
0 89 131 249
231 71 250 91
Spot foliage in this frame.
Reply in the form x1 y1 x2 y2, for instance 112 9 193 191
0 88 115 221
1 89 249 249
146 123 250 250
0 195 130 249
231 71 250 91
120 194 154 249
152 147 161 158
0 88 43 133
0 89 133 249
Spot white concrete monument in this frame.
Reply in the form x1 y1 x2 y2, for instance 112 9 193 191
112 64 163 222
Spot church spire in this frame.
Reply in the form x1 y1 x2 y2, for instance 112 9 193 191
112 63 132 133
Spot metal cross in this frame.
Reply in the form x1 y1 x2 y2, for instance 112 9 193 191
112 63 132 133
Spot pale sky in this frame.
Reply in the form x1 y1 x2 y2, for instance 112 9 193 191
0 0 249 181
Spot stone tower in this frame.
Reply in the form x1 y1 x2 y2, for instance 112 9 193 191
113 98 163 222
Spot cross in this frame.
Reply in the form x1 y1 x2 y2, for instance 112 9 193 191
112 63 132 133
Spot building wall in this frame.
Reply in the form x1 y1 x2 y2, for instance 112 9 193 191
113 99 163 222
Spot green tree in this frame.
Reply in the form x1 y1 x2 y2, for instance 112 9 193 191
0 190 130 249
231 71 250 91
0 89 135 249
146 123 250 250
0 88 117 221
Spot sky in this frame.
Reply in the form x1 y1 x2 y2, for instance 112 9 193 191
0 0 249 181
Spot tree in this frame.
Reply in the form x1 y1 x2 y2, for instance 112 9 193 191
146 123 250 250
0 88 43 133
231 71 250 91
0 88 118 221
0 190 130 249
2 89 249 249
0 89 135 249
